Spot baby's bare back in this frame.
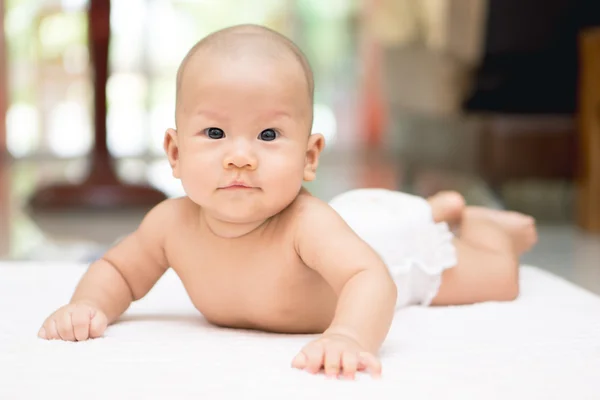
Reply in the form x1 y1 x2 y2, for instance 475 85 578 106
168 197 338 334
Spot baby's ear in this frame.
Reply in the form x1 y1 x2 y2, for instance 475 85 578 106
303 133 325 182
164 128 181 179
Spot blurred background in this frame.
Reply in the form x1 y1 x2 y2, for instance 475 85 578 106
0 0 599 293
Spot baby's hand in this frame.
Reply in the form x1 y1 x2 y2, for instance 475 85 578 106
38 302 107 341
291 333 382 379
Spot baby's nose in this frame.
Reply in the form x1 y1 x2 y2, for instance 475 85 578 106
223 139 257 170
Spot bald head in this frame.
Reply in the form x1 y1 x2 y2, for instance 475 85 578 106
175 24 314 114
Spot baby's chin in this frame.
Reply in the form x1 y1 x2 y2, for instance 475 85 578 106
187 190 299 225
213 211 272 225
199 202 280 225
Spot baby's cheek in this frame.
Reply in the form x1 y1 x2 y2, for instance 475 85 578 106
181 181 204 204
268 156 304 180
265 174 304 206
179 165 212 203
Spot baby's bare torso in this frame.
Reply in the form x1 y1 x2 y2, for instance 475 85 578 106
166 197 338 333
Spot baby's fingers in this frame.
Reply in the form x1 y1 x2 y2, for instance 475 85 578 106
359 352 382 377
341 351 358 380
57 310 75 341
300 342 325 374
71 306 93 341
37 322 48 340
291 352 307 370
324 347 343 378
38 318 59 340
89 309 107 339
38 305 106 342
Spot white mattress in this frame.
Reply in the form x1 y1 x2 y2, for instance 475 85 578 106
1 262 599 399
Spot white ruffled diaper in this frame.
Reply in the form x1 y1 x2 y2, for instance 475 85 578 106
329 188 457 308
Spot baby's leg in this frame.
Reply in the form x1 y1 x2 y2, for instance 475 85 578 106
431 216 520 305
426 191 535 305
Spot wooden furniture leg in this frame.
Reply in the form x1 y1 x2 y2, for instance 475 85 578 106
28 0 166 211
577 27 600 233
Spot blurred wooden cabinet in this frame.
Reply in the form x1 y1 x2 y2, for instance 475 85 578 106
577 27 600 233
478 28 600 233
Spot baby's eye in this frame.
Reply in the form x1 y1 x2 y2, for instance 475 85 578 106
205 127 225 139
258 129 278 141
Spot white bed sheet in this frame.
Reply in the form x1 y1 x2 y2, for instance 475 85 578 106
1 262 599 399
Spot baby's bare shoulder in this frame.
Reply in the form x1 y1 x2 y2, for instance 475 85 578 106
289 188 330 214
167 196 200 221
288 189 348 235
137 196 199 234
269 190 335 240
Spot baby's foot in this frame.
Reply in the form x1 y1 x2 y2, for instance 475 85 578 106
465 207 538 254
427 191 466 224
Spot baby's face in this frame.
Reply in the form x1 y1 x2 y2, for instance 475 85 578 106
167 52 321 225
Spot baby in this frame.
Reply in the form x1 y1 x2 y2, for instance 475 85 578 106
38 24 537 380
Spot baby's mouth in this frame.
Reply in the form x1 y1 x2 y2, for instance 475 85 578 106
219 181 256 190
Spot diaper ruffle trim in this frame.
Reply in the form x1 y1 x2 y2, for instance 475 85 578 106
388 222 457 307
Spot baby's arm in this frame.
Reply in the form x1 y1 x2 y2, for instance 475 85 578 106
38 200 174 341
293 198 397 377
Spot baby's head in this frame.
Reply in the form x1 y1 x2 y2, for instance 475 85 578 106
164 24 324 229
